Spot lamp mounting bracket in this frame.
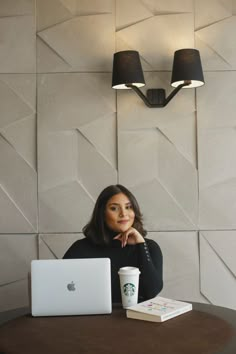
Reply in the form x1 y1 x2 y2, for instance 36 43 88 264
147 89 166 105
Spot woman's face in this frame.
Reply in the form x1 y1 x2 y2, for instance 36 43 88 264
105 193 135 233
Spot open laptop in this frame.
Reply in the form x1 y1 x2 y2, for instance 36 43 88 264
31 258 112 317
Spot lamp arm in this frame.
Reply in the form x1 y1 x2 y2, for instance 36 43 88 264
125 84 154 107
126 82 190 107
163 82 190 106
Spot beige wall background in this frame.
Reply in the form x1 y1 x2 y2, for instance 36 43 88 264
0 0 236 312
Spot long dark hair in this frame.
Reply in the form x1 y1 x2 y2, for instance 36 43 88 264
83 184 147 245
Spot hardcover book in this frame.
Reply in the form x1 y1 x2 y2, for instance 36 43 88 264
126 296 192 322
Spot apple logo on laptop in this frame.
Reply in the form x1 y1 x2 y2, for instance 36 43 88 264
67 281 76 291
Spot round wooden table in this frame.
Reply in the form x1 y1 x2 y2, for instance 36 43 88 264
0 303 235 354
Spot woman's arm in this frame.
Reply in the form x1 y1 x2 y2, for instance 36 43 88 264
113 228 163 300
137 238 163 301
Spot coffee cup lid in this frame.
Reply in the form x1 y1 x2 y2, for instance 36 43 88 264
118 266 140 275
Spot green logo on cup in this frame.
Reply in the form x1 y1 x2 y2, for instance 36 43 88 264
123 283 136 296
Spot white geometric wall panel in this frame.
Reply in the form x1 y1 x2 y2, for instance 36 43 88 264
200 231 236 310
198 72 236 229
116 0 193 31
0 0 35 16
39 233 84 259
37 0 115 72
38 73 117 232
195 2 236 71
118 72 198 231
0 234 37 312
0 1 36 73
0 74 37 233
152 232 206 303
116 12 194 70
195 0 232 30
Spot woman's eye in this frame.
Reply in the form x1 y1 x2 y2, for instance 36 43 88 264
110 206 119 211
126 205 133 210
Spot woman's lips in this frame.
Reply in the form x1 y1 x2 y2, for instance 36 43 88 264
118 220 129 224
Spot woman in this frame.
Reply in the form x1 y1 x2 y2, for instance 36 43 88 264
63 184 163 303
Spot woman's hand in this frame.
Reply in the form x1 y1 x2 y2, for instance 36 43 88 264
113 227 145 248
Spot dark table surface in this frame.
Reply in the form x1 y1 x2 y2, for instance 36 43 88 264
0 302 235 354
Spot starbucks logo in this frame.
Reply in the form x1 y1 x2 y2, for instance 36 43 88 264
123 283 136 296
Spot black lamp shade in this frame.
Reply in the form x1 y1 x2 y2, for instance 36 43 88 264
112 50 145 89
171 49 204 88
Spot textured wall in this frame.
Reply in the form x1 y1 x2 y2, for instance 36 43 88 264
0 0 235 312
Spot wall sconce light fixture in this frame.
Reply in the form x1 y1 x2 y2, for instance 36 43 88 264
112 49 204 108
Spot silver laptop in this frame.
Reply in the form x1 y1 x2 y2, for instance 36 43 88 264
31 258 112 317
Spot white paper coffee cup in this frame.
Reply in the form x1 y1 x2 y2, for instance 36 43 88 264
118 267 140 308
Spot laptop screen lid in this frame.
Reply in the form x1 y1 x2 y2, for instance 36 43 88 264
31 258 112 317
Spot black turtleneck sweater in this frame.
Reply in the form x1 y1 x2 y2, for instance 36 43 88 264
63 237 163 303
